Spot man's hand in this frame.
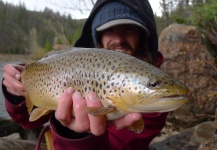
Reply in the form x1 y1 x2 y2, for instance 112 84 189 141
3 64 25 96
55 87 142 136
55 87 106 136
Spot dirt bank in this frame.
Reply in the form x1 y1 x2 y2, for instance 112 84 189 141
0 54 29 62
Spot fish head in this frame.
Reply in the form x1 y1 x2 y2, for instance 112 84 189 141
134 75 189 112
106 68 189 113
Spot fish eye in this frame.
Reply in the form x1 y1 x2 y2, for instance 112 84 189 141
148 81 159 88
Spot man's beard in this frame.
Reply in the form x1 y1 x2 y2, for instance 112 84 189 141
107 43 133 54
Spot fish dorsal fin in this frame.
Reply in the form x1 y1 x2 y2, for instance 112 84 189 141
43 44 72 58
22 60 34 66
127 118 145 134
29 108 51 122
85 106 116 116
25 92 34 114
53 44 71 51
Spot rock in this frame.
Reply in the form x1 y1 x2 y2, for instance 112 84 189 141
0 138 47 150
0 118 47 150
159 23 217 127
5 133 21 139
0 118 42 140
197 134 217 150
149 121 216 150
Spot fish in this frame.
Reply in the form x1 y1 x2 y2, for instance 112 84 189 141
21 47 189 133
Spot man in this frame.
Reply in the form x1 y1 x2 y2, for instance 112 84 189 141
2 0 167 149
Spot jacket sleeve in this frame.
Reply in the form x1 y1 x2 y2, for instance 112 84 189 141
50 112 168 150
2 83 50 129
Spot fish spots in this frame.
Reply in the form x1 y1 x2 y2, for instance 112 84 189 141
89 58 92 63
138 90 142 94
108 61 112 66
83 64 86 68
170 80 175 86
111 66 115 71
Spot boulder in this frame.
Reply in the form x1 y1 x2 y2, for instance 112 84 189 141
159 23 217 127
0 137 47 150
197 134 217 150
150 121 216 150
0 118 46 150
0 118 42 140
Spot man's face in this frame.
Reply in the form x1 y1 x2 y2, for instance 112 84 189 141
100 25 142 56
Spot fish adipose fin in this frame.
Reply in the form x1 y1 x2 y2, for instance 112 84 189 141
127 118 145 134
29 108 51 122
85 106 116 116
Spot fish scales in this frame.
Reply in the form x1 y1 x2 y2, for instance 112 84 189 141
22 48 188 122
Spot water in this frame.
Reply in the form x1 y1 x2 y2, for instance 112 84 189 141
0 62 21 119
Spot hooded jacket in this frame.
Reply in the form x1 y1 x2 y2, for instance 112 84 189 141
75 0 159 58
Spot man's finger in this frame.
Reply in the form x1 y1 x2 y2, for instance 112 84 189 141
3 64 21 78
70 92 89 132
110 113 142 129
86 93 106 136
55 87 74 126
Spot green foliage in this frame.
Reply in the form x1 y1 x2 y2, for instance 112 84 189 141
28 27 46 59
190 0 217 28
154 15 166 36
0 1 85 54
190 0 217 55
155 0 217 55
71 23 83 46
44 39 53 52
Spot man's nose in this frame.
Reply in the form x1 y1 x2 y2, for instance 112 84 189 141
112 31 125 44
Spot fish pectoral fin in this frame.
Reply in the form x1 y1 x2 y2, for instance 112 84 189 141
25 92 34 114
29 108 51 122
127 118 145 134
106 94 130 112
85 106 116 116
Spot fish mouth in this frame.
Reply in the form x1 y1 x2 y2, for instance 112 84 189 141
160 95 188 101
153 95 188 112
133 95 188 113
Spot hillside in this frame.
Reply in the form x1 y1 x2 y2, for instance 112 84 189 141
0 0 85 54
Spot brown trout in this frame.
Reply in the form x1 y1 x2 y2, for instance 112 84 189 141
22 48 188 132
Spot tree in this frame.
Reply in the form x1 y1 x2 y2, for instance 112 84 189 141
190 0 217 54
46 0 96 18
0 1 85 54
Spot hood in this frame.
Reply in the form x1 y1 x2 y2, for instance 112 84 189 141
74 0 158 56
